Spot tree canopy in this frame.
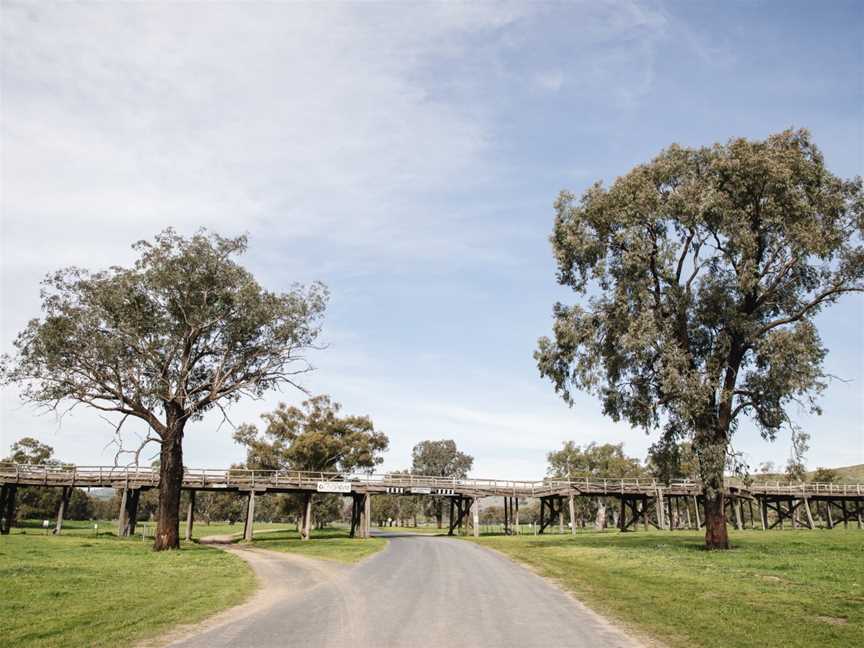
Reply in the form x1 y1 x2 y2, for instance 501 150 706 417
536 129 863 548
410 439 473 478
4 437 57 465
546 441 642 478
234 395 389 474
411 439 473 528
1 228 328 549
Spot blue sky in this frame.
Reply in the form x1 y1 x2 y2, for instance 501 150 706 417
1 1 862 478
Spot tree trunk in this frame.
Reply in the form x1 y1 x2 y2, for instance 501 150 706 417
697 433 730 550
154 423 185 551
595 498 606 530
302 492 312 540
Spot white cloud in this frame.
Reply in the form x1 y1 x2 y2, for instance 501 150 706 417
1 1 679 476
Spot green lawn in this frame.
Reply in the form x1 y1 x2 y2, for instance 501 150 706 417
373 525 448 535
250 527 387 563
192 521 289 540
0 533 255 648
467 529 863 648
15 518 121 537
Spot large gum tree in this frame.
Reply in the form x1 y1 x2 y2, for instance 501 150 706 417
1 229 328 550
535 129 863 549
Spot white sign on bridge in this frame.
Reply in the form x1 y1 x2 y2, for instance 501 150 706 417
410 487 432 494
317 481 352 493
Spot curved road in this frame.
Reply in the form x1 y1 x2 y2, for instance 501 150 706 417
169 532 641 648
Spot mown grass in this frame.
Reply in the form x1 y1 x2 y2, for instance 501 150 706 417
373 525 447 535
192 521 289 540
14 518 121 537
467 529 864 648
250 526 387 563
0 533 255 648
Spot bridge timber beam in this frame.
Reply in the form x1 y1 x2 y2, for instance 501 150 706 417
118 488 141 537
0 483 16 534
185 490 196 542
54 486 71 535
243 491 256 542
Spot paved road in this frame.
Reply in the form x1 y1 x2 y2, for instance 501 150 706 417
169 532 641 648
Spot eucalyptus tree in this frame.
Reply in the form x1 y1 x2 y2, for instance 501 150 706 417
547 441 642 528
234 395 388 538
536 129 863 549
1 229 328 550
411 439 473 528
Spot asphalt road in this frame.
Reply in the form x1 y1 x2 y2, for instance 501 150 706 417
169 532 641 648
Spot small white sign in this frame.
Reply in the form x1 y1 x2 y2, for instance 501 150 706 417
317 481 352 493
410 487 432 494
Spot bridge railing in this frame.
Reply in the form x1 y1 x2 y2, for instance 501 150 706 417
748 481 863 497
2 462 862 498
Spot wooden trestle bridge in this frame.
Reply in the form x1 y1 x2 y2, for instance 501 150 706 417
1 462 862 539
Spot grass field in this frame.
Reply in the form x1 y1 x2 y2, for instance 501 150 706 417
14 518 123 537
250 527 387 563
468 529 864 648
0 533 255 648
192 521 289 540
373 525 448 535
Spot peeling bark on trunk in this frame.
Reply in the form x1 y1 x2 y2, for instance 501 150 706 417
154 418 185 551
594 498 607 530
697 431 730 550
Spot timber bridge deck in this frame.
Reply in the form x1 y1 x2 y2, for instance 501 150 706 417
1 462 862 538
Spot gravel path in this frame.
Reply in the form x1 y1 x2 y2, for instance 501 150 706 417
166 532 643 648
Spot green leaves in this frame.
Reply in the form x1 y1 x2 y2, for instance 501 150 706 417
410 439 473 479
236 395 389 473
1 228 329 437
538 128 863 449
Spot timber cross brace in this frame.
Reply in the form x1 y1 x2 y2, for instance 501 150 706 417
617 495 657 532
538 495 564 534
448 495 474 536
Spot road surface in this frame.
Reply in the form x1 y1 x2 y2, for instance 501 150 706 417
168 532 642 648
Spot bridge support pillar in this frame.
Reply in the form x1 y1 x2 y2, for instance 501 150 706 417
0 484 17 534
538 496 564 535
569 494 577 535
559 497 565 534
185 491 196 542
244 491 256 542
349 493 364 538
126 490 140 537
656 489 666 529
118 489 140 537
364 492 371 538
802 497 814 529
117 488 128 537
514 497 520 534
733 497 743 530
502 497 509 535
472 497 479 537
301 492 313 541
54 486 71 535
